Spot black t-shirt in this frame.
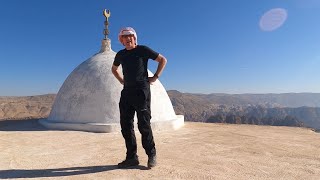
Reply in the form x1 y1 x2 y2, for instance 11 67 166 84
113 45 159 88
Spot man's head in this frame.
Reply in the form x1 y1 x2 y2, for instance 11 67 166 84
118 27 137 49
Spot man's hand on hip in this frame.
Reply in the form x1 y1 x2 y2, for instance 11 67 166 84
148 76 158 84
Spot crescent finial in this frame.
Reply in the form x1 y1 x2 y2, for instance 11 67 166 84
103 9 111 19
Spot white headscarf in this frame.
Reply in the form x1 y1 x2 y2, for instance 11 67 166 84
118 27 138 45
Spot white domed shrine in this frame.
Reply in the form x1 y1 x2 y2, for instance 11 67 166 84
39 10 184 132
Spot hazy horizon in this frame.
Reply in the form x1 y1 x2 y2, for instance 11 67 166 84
2 90 320 97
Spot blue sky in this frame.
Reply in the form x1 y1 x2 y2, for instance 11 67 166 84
1 0 320 96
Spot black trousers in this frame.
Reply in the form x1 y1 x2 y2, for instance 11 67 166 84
119 86 156 159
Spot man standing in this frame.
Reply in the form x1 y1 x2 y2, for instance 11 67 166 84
111 27 167 168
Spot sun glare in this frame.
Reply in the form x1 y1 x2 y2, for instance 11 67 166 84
259 8 288 31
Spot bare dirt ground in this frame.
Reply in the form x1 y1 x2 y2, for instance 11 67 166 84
1 121 320 180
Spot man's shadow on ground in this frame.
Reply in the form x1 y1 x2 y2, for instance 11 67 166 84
0 165 149 179
0 119 49 131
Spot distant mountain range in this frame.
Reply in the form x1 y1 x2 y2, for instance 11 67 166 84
0 94 55 120
168 90 320 130
1 91 320 130
168 90 320 107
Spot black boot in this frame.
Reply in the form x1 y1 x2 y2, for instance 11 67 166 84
147 155 157 168
118 156 139 168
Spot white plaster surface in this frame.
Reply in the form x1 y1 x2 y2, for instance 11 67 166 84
40 39 184 132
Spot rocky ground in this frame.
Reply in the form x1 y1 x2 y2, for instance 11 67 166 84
1 121 320 179
0 94 55 120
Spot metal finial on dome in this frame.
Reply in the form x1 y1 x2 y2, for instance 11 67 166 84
100 9 111 52
103 9 111 39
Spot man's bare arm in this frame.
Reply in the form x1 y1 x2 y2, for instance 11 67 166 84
111 65 124 85
149 54 167 83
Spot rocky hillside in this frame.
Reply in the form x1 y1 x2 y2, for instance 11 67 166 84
168 90 320 129
0 94 55 120
168 90 320 108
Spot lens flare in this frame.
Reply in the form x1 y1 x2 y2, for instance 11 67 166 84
259 8 288 31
